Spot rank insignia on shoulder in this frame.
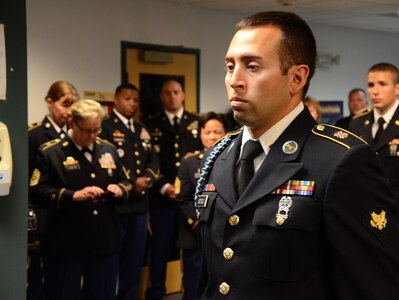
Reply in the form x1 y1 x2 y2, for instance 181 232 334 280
174 177 181 195
28 121 42 131
370 210 387 231
29 168 41 186
272 180 314 196
312 124 365 149
203 184 216 192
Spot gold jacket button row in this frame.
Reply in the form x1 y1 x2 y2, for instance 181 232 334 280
228 215 239 226
223 248 234 260
90 173 96 179
219 282 230 295
93 210 98 216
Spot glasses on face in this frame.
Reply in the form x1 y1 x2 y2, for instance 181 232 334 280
74 122 102 135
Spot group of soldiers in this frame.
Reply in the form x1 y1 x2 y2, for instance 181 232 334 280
26 10 399 299
27 79 204 300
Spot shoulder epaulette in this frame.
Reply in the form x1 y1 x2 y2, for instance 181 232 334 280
352 108 372 119
211 128 242 148
184 150 202 159
95 137 116 147
28 121 43 131
40 138 61 151
135 120 147 128
186 110 200 117
312 124 366 149
145 113 161 122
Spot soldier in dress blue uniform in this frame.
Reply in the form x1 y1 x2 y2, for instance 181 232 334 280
175 112 228 300
350 63 399 201
100 83 159 300
30 99 132 300
194 12 399 299
27 80 79 300
335 88 369 130
145 79 202 300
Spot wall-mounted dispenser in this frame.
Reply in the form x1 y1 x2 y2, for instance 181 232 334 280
0 122 12 195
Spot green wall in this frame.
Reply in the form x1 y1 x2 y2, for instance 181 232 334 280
0 0 28 298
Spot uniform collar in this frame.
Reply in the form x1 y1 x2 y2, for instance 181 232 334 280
165 107 184 125
373 100 399 124
241 101 304 156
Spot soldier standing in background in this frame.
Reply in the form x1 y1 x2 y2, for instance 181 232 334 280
145 79 202 300
30 99 132 300
27 80 79 300
100 83 159 300
350 63 399 201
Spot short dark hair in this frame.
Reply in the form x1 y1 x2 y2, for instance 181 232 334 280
348 88 366 98
235 11 317 97
115 83 139 97
161 78 185 92
368 63 399 84
199 112 229 133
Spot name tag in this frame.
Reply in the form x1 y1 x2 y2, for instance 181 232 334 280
195 195 209 208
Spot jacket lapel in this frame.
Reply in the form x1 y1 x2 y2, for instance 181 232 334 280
111 112 136 140
375 106 399 150
211 134 242 209
232 110 315 213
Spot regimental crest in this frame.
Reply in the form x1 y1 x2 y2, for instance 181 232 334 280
333 131 348 139
370 210 387 231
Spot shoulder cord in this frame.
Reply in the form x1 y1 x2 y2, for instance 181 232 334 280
194 135 233 217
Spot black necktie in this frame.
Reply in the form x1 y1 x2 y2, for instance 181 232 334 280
374 117 385 144
236 140 263 197
173 116 180 132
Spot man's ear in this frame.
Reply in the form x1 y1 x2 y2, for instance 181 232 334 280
288 65 310 96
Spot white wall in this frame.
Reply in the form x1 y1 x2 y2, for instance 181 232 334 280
27 0 399 122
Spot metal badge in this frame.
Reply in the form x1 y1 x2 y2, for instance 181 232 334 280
117 148 125 158
282 141 298 155
276 196 293 225
370 210 387 231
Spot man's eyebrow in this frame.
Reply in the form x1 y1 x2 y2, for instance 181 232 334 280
224 55 262 62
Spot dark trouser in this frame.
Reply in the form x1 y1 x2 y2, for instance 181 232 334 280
27 249 44 300
182 249 201 300
44 253 118 300
145 208 180 300
117 212 147 300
